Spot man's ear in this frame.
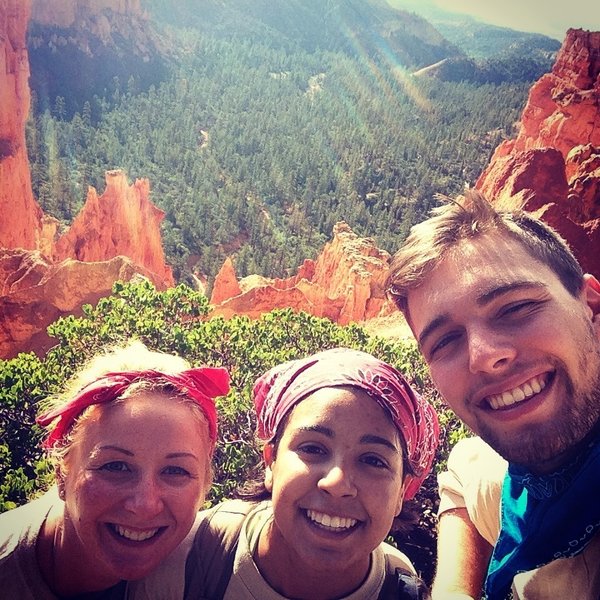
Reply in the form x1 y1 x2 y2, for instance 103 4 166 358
583 274 600 329
263 443 275 493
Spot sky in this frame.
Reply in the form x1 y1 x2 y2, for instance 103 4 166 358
430 0 600 41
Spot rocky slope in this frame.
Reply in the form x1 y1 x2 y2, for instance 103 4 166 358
54 170 174 287
476 28 600 275
0 1 174 359
210 222 395 324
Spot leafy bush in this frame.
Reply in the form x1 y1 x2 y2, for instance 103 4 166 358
0 280 469 583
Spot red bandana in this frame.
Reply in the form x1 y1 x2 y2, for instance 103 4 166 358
37 367 230 449
253 348 439 499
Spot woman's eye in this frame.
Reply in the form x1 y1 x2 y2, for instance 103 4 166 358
361 455 388 469
297 443 325 456
163 465 192 477
99 461 129 473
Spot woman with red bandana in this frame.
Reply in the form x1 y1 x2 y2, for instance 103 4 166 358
136 347 439 600
0 340 230 599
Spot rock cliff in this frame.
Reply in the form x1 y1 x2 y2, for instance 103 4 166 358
54 170 174 288
0 169 175 358
210 222 394 324
477 28 600 275
0 2 175 358
0 249 153 358
0 0 43 249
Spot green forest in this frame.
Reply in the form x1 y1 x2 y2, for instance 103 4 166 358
25 4 538 286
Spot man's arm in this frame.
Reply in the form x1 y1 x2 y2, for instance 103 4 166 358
431 507 493 600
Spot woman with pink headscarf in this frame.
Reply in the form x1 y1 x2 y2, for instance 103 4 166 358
137 346 439 600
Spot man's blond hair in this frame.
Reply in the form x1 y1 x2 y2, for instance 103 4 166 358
385 190 584 315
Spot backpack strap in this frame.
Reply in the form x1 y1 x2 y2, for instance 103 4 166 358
377 552 428 600
183 499 255 600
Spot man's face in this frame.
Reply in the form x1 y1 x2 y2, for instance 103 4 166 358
406 233 600 473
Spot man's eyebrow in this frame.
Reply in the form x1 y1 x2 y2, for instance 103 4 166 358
418 314 449 348
477 281 547 305
417 281 547 348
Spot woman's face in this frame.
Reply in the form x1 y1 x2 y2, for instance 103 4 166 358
58 390 210 585
263 386 406 581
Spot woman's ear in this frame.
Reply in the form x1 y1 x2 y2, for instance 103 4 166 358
394 478 407 517
263 443 275 492
55 464 66 501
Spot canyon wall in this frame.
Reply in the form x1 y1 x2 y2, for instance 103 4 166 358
0 2 173 358
30 0 144 28
0 0 43 250
210 222 394 324
54 170 174 288
477 28 600 275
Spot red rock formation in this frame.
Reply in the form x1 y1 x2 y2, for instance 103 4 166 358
0 248 153 359
0 0 44 249
54 170 174 288
477 29 600 276
0 2 176 357
210 257 242 305
210 222 394 325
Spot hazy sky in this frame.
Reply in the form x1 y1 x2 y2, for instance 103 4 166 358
431 0 600 40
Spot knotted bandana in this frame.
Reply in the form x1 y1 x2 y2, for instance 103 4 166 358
253 347 439 499
485 435 600 600
37 367 230 450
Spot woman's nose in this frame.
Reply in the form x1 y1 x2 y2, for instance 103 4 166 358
123 476 165 516
317 464 357 497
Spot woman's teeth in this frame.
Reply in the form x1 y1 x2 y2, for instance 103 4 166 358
306 509 357 530
113 525 160 541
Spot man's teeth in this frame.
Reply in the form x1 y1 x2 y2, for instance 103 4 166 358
114 525 160 541
306 509 357 530
487 375 546 410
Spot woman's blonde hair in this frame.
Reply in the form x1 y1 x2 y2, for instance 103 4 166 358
42 339 213 484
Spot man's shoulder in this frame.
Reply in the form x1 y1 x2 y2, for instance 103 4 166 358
514 529 600 599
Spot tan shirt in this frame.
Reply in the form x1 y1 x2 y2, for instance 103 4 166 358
224 502 416 600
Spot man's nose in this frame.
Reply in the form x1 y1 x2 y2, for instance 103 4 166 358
467 327 517 374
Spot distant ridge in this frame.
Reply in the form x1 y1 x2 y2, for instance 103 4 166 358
144 0 464 68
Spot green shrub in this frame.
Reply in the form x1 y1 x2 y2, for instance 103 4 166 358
0 279 470 583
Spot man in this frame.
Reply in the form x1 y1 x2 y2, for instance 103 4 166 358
385 190 600 600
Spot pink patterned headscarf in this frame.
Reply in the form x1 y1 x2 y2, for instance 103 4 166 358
253 347 439 499
37 367 230 450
